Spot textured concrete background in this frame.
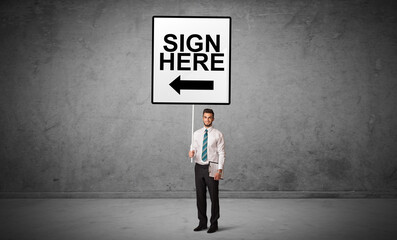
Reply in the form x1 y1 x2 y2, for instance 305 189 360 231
0 0 396 193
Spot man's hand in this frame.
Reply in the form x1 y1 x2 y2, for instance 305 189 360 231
214 170 223 181
189 150 195 158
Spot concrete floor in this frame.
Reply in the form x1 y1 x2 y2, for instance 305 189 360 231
1 199 396 240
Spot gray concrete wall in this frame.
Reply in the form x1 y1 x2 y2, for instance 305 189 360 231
1 0 396 193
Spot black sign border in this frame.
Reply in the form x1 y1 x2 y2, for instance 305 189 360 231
151 16 232 105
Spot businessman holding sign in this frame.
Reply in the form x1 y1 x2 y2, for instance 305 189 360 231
189 108 225 234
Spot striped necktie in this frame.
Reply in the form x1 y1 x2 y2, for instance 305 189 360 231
201 129 208 162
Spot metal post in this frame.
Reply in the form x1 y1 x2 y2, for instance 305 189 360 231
190 105 195 163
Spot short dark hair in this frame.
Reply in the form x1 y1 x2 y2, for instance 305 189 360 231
203 108 214 117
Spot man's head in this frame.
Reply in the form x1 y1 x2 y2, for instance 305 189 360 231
202 108 215 128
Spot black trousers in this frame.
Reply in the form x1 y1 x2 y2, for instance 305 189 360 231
195 163 220 227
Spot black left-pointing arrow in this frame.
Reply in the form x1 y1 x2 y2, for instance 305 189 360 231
169 75 214 94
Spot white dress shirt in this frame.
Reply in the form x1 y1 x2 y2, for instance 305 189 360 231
191 126 225 170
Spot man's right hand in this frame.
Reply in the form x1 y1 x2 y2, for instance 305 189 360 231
189 150 195 158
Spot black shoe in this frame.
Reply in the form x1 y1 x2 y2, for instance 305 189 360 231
193 225 207 231
207 225 218 233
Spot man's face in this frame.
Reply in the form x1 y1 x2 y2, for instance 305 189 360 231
203 113 214 128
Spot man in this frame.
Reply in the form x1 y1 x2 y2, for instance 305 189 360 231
188 108 225 234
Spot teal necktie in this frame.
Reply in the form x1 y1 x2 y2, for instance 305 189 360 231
202 129 208 162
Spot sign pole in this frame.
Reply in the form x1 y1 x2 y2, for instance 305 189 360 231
190 104 195 163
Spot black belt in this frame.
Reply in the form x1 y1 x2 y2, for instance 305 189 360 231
195 163 209 168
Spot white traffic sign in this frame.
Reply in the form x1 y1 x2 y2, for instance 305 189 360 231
152 16 231 104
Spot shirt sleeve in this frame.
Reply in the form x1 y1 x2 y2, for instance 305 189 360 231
191 131 199 158
217 132 225 170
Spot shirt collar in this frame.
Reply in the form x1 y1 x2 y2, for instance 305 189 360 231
203 126 213 133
